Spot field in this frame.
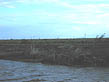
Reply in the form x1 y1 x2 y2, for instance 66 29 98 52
0 38 109 66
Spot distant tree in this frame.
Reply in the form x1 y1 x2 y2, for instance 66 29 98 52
99 33 106 39
96 35 99 38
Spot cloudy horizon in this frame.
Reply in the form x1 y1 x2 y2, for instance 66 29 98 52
0 0 109 39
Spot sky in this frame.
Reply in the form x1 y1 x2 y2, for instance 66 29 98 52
0 0 109 39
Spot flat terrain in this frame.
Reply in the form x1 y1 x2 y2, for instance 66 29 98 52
0 38 109 66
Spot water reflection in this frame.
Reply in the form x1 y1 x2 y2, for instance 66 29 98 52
0 60 109 82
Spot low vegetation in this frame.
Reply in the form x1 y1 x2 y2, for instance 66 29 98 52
0 38 109 67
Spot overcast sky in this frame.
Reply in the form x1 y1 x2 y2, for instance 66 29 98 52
0 0 109 39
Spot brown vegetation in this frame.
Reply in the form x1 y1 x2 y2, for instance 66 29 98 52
0 38 109 66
